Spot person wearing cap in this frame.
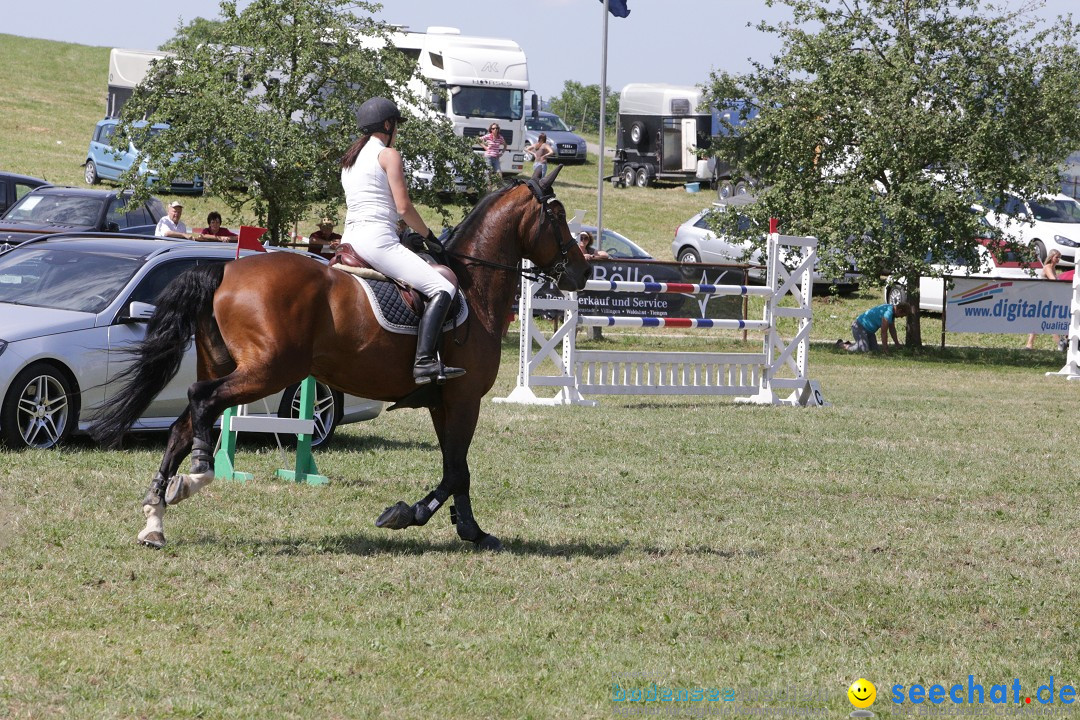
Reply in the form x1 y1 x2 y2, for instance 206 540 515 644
155 201 191 239
339 96 464 385
307 217 342 258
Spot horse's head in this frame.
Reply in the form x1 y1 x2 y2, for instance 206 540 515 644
518 165 590 292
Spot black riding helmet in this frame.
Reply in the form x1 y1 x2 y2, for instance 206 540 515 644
356 96 403 134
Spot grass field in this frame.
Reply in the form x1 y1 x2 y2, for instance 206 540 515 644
3 32 1080 720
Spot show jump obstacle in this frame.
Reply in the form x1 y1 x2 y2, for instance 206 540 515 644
215 376 329 485
1048 269 1080 381
494 221 825 408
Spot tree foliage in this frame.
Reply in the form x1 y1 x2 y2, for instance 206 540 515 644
117 0 485 244
157 16 225 53
706 0 1080 345
548 80 619 134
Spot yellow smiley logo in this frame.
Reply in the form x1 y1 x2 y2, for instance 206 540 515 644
848 678 876 709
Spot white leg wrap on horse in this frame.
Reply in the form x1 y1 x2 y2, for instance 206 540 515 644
165 471 214 505
137 502 166 547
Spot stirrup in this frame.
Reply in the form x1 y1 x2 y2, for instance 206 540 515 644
414 359 466 385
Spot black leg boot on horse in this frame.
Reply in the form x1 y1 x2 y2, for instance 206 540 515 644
413 290 465 385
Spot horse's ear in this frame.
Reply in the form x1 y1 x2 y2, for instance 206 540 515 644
532 164 544 181
538 164 563 190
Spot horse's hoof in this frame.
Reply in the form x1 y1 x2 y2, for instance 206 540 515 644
137 531 166 549
375 501 414 530
476 534 504 552
164 475 187 505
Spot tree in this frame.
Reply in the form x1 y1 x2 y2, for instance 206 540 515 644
116 0 485 244
706 0 1080 346
157 16 224 53
548 80 619 135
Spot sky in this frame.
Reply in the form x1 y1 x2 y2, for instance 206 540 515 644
4 0 1079 100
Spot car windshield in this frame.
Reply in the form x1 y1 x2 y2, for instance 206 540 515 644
599 230 651 259
451 87 524 120
4 194 101 226
0 246 142 313
525 115 570 132
1029 198 1078 223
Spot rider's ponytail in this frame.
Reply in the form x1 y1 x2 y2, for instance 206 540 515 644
341 136 369 169
341 118 398 169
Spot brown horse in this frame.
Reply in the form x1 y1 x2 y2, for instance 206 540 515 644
90 166 589 551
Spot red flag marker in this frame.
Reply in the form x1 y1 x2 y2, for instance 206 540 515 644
236 225 269 258
769 218 779 235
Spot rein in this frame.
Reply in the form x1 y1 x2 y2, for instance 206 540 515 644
442 178 573 283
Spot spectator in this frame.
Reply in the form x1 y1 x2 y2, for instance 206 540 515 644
525 133 555 178
307 217 342 257
481 123 507 181
194 211 237 242
154 201 191 239
1025 249 1063 350
843 301 911 353
577 231 609 261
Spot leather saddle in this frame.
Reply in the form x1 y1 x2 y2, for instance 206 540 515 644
330 243 458 314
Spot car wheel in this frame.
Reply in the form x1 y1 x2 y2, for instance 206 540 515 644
635 168 650 187
84 161 98 185
886 284 908 306
1 362 76 449
277 381 342 448
717 180 734 200
1033 240 1048 263
622 166 637 187
629 122 646 146
678 247 701 264
734 180 750 196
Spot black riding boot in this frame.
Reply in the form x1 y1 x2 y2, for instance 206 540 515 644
414 291 465 385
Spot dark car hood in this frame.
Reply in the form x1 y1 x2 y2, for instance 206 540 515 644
0 224 63 249
530 130 585 145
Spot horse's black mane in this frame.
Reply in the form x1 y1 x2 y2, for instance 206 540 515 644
443 181 522 252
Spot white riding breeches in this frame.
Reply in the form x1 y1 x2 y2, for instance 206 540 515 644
341 221 454 298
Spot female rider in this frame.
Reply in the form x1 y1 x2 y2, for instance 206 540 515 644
339 96 464 385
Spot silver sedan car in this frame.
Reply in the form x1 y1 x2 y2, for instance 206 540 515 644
0 234 383 449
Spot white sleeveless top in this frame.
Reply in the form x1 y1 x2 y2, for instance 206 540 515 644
341 136 400 230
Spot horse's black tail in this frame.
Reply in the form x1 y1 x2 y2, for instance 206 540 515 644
89 264 226 448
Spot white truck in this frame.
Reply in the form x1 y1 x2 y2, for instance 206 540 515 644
383 26 530 175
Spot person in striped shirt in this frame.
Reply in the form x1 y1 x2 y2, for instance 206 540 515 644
481 123 507 180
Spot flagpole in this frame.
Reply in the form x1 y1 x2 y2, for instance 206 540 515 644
597 0 609 242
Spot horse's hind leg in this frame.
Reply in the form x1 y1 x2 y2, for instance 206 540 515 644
137 408 196 548
163 376 229 506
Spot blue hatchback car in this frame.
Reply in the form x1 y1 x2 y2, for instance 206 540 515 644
84 118 203 195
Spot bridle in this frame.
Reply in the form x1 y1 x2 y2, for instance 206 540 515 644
445 178 577 283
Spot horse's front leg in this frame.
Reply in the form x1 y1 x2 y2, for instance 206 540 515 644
374 401 502 551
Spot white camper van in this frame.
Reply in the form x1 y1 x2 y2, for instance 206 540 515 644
107 48 172 118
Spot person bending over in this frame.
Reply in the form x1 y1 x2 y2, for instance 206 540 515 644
847 301 911 353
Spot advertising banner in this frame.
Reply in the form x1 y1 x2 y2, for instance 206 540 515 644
944 277 1071 334
536 260 754 319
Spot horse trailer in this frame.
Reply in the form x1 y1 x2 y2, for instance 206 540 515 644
612 83 753 199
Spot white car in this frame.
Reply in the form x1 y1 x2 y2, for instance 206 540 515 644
671 198 858 289
980 192 1080 266
885 239 1043 312
0 235 384 449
